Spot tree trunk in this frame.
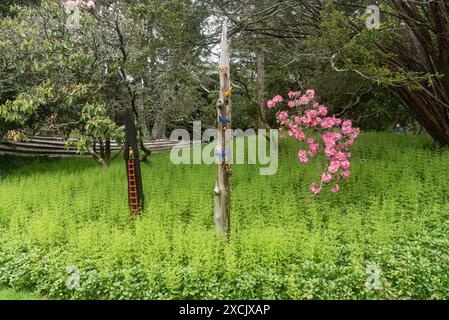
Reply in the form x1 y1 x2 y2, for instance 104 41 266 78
214 19 231 236
130 103 152 162
256 49 268 129
151 115 167 140
387 0 449 146
393 86 449 145
137 91 150 139
98 138 105 159
105 138 111 163
88 146 107 167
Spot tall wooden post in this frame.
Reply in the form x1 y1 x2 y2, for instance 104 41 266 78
214 19 232 235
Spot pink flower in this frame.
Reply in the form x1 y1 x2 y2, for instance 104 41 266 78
267 88 359 194
333 132 342 141
349 128 361 141
294 116 301 124
294 128 306 141
301 115 311 125
328 160 340 174
289 125 305 141
277 110 289 123
86 0 96 8
299 95 310 105
341 170 351 179
306 137 316 145
342 120 353 135
321 172 332 183
346 128 360 146
298 150 308 165
320 117 335 129
307 109 318 119
334 151 348 161
306 89 316 99
318 105 328 116
331 184 340 193
310 183 322 195
325 146 336 157
340 160 351 169
321 117 341 129
267 95 284 109
307 138 320 156
272 95 283 103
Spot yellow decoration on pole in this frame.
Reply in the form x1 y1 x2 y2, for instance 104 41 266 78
224 86 233 97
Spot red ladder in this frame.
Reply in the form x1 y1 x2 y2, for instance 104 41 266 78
127 160 139 215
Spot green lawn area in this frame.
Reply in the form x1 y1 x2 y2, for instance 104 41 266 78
0 132 448 299
0 286 41 300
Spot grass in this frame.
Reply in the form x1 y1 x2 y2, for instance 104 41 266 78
0 132 448 299
0 286 41 300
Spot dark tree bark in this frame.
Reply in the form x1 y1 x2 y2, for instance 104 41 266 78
151 115 167 140
256 49 268 129
98 138 105 159
386 0 449 145
105 138 111 163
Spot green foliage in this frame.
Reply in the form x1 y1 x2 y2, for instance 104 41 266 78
0 1 117 145
318 2 437 87
0 133 448 299
0 0 214 145
0 93 39 124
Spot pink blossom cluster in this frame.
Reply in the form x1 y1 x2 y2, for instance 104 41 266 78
65 0 96 9
267 95 283 108
268 89 360 194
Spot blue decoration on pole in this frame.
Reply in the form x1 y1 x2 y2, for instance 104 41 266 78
215 151 230 158
219 115 230 124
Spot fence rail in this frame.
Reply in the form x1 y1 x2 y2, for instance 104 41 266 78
0 136 197 158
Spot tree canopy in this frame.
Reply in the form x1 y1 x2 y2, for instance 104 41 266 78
1 0 448 165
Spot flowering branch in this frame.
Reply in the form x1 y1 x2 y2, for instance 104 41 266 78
267 89 360 194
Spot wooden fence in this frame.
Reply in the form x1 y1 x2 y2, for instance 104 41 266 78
0 136 197 158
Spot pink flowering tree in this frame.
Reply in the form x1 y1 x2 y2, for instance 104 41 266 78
267 89 360 194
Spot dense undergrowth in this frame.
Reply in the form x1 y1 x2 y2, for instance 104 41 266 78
0 132 448 299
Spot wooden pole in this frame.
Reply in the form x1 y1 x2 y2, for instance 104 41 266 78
214 19 232 235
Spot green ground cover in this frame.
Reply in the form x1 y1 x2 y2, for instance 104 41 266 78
0 286 41 300
0 133 448 299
